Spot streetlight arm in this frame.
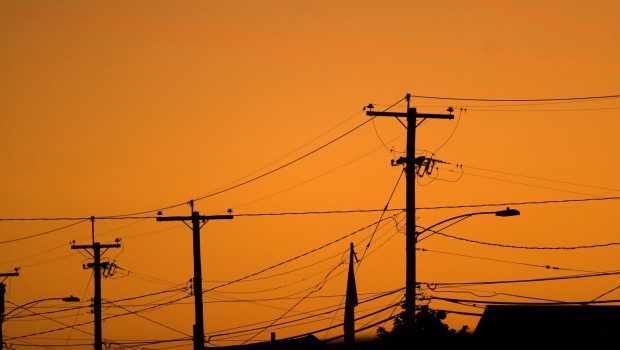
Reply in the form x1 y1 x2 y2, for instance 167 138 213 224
416 208 520 239
416 212 496 237
3 296 80 320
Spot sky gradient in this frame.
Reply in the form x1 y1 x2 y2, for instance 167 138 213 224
2 1 620 348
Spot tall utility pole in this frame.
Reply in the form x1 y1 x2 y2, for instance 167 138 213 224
0 270 19 350
157 205 233 350
72 242 120 350
366 94 453 324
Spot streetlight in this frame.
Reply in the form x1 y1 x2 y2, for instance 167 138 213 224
417 207 520 242
402 207 520 335
1 295 80 347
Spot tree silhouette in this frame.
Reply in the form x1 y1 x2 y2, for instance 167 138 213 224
376 304 470 347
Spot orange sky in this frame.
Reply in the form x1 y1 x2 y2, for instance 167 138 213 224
2 1 620 348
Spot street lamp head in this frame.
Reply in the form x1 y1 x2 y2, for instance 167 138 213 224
61 295 80 302
495 207 520 217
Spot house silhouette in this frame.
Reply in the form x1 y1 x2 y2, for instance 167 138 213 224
218 335 325 350
474 305 620 349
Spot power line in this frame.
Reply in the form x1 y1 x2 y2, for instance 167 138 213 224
208 108 365 198
417 248 596 273
0 219 88 244
359 293 403 329
202 213 402 294
4 304 88 320
233 208 406 218
422 285 567 303
207 263 403 342
433 108 464 154
232 304 398 340
4 195 620 223
7 338 193 348
591 283 620 302
377 98 619 109
0 217 88 221
64 269 94 348
205 288 403 339
113 266 183 288
203 292 395 304
412 93 620 102
44 215 397 343
468 106 620 112
425 227 620 250
450 168 600 197
112 216 400 336
0 209 406 222
205 245 349 284
104 285 188 305
102 97 408 219
214 300 403 343
463 164 620 193
4 342 93 348
227 132 405 211
425 295 620 306
191 119 375 203
284 302 403 342
359 168 405 264
5 293 192 341
108 301 191 337
0 243 68 267
422 270 620 288
207 261 348 297
323 314 400 343
416 196 620 210
189 97 406 204
239 261 346 344
324 185 404 341
112 291 388 307
106 338 192 347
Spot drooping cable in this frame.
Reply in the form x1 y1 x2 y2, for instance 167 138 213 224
412 93 620 102
0 219 88 245
424 227 620 250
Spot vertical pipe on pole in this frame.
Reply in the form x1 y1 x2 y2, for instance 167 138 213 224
90 216 95 245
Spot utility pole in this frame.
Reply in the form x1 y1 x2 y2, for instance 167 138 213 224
0 269 20 350
344 242 358 349
366 94 453 328
71 241 120 350
156 204 233 350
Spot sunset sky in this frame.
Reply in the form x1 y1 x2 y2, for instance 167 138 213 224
2 1 620 348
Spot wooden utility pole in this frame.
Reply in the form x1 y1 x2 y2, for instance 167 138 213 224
72 242 120 350
0 270 20 350
366 94 453 326
157 206 233 350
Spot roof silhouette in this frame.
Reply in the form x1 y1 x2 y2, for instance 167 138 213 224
474 305 620 349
